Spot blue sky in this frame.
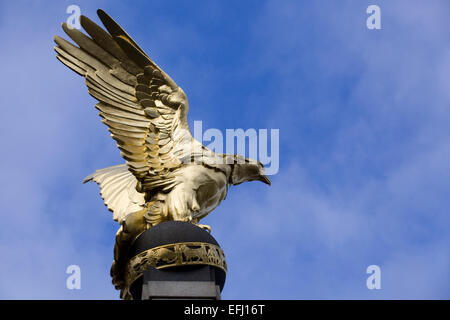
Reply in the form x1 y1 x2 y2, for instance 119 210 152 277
0 0 449 299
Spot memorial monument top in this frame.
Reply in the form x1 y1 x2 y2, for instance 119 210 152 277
54 9 270 298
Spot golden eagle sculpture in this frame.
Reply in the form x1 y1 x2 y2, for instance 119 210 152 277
54 9 270 298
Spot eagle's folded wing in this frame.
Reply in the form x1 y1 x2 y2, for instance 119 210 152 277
54 10 193 190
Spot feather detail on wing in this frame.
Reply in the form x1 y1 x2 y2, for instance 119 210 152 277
83 164 145 223
54 9 194 191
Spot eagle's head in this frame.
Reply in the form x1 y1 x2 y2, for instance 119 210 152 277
230 157 271 186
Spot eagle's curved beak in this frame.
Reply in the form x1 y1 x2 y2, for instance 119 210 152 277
258 175 271 186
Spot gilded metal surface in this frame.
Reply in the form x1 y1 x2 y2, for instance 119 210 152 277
54 9 270 298
124 242 227 299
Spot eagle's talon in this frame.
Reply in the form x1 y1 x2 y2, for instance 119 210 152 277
195 223 211 233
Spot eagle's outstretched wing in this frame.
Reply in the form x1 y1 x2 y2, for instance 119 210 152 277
83 164 145 223
54 10 198 192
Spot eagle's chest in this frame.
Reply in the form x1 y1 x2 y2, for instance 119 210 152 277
177 165 228 217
